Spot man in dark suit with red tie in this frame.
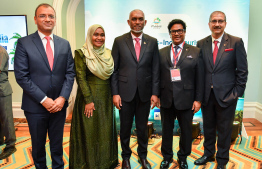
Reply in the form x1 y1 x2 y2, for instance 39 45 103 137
194 11 248 169
159 19 204 169
14 3 75 169
111 9 160 169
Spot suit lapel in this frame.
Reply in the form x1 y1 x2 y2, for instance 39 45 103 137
139 34 148 62
176 43 189 67
125 33 137 62
205 36 214 69
213 33 228 70
32 31 51 71
52 35 59 71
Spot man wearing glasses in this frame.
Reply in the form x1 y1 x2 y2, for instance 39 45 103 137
159 19 204 169
194 11 248 169
14 3 75 169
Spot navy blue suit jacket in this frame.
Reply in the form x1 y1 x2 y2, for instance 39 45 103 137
14 31 75 113
197 33 248 107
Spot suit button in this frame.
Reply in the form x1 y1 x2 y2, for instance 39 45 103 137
212 73 214 75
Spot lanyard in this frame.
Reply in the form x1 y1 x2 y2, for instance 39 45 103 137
172 41 185 66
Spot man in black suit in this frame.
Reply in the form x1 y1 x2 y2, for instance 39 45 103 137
111 9 160 169
14 3 75 169
159 19 204 169
194 11 248 169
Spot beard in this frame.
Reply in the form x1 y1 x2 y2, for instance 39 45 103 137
131 29 143 33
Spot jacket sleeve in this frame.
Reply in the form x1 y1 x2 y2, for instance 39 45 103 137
0 47 8 71
14 39 46 103
74 50 93 104
59 42 75 100
152 38 160 96
235 38 248 97
110 38 120 95
195 48 204 102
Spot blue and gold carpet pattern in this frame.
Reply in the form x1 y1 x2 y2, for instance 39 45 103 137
0 136 261 168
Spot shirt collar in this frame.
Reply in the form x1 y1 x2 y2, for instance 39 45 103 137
211 32 224 43
131 32 143 40
38 30 54 40
172 41 185 49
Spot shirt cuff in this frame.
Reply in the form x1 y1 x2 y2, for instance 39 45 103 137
40 96 47 104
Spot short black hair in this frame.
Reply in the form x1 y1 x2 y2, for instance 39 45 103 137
35 3 56 17
167 19 186 33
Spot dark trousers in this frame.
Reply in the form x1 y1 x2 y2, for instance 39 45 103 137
161 101 193 161
25 110 66 169
0 95 16 148
202 89 237 165
119 90 150 159
0 124 4 144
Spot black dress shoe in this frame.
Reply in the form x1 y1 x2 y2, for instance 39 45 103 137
138 158 151 169
122 158 131 169
217 164 226 169
0 146 17 160
177 159 188 169
160 159 173 169
194 155 215 165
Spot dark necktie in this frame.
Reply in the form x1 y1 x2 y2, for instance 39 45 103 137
173 45 179 66
213 40 218 65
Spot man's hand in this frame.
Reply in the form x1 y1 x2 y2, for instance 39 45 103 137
192 101 201 114
151 95 160 109
42 97 56 112
84 102 95 118
113 95 122 110
49 96 66 113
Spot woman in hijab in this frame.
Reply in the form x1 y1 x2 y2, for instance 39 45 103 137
69 24 118 169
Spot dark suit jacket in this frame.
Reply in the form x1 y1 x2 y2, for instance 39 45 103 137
111 32 160 102
159 43 204 110
14 31 75 113
197 33 248 108
0 46 12 97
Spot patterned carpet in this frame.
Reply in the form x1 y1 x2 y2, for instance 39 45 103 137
0 136 261 169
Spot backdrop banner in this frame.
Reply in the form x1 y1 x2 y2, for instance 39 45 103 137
84 0 250 135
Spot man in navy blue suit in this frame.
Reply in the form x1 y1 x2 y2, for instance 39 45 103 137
14 3 75 169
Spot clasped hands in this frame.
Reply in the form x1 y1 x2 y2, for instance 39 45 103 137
113 95 160 110
42 96 66 113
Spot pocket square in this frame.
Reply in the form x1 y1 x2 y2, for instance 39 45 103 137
187 55 193 58
225 48 234 52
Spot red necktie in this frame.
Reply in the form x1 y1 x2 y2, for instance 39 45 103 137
213 40 218 65
135 38 141 61
45 36 54 70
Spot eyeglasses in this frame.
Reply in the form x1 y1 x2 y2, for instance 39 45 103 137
210 20 225 24
38 14 55 19
170 29 185 35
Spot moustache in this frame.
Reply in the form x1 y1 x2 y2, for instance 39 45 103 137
214 26 221 29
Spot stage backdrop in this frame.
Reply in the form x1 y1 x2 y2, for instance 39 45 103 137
84 0 250 134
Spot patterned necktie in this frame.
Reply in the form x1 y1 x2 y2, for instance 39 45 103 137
45 36 54 70
135 38 141 61
174 45 180 66
213 40 218 65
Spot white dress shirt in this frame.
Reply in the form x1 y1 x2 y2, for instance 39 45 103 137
38 31 54 104
211 32 224 52
131 32 143 48
170 41 184 63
